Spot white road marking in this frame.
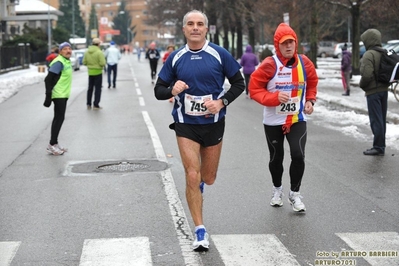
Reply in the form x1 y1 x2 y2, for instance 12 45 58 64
0 241 21 266
79 237 152 266
139 97 145 106
136 88 142 95
336 231 399 266
212 234 300 266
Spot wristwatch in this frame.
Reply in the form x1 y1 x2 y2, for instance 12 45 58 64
221 97 229 106
307 100 315 106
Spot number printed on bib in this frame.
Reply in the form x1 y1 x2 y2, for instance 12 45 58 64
184 93 212 116
276 96 300 115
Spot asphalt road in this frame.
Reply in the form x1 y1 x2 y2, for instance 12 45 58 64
0 54 398 266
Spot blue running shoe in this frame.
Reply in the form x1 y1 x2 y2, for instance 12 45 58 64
199 181 205 194
192 228 209 251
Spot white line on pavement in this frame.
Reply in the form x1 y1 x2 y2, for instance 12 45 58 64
79 237 152 266
336 231 399 266
0 241 21 266
212 234 300 266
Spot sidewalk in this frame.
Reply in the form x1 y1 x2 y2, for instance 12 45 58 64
315 67 399 124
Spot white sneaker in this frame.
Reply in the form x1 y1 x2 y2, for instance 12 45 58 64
288 191 306 212
46 144 64 156
192 228 209 252
55 143 68 152
270 186 283 207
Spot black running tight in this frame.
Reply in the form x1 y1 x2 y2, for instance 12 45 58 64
264 121 307 192
149 60 158 80
50 98 68 145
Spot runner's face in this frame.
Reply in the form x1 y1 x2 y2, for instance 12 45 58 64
182 13 208 44
279 39 295 59
60 46 72 59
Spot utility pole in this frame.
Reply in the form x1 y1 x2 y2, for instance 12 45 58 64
127 17 131 45
72 0 75 49
47 0 51 53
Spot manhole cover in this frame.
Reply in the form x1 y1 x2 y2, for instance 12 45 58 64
97 161 150 172
65 159 169 175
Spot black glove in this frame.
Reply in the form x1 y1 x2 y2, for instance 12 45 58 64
43 93 52 107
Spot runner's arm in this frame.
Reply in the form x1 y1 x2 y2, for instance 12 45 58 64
154 77 174 100
223 71 245 104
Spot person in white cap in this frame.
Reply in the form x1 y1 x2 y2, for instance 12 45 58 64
43 42 73 155
104 40 121 89
83 38 106 109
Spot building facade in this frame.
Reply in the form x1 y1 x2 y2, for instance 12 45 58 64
0 0 62 46
1 0 173 49
45 0 166 49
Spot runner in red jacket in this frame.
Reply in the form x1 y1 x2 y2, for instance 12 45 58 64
249 23 318 212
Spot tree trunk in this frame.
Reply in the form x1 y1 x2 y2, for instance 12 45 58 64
351 4 361 75
309 0 318 67
236 19 243 59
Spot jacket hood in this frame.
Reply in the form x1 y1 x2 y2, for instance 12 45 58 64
87 45 100 54
361 29 382 50
245 45 253 53
274 23 298 65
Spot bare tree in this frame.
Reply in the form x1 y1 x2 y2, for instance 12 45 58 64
145 0 399 66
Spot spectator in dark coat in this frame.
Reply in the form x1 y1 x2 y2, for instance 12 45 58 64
359 29 389 156
259 46 273 62
240 45 259 98
341 43 352 96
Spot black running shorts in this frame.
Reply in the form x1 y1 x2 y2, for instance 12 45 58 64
169 117 225 147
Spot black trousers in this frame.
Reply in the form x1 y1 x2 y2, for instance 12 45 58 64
264 121 307 192
50 98 68 145
87 74 102 107
149 60 158 80
107 64 117 87
366 91 388 152
244 73 251 95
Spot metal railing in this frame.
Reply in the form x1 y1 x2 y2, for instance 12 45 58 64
0 43 46 74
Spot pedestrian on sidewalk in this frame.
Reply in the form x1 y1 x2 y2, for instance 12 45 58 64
43 42 73 155
145 42 160 84
240 44 259 98
341 43 352 96
249 23 318 212
104 40 121 89
154 9 245 252
359 28 389 156
83 38 106 109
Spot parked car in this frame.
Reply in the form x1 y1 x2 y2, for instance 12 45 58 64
383 40 399 52
300 42 310 55
389 43 399 54
70 51 80 71
359 44 366 58
73 49 86 65
317 41 337 58
333 42 352 59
